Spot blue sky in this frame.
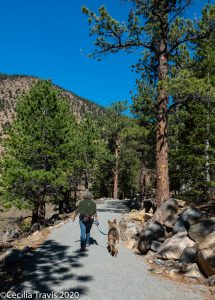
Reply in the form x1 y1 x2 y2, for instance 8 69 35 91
0 0 213 107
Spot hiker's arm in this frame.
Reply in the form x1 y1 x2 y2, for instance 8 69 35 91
94 205 98 222
72 208 79 221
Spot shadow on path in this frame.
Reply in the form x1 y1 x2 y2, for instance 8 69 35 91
9 239 93 298
97 200 130 214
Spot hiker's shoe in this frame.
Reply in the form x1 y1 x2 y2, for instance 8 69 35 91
80 246 85 252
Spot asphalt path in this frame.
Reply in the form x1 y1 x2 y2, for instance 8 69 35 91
9 199 205 300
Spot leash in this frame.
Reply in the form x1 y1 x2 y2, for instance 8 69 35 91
94 224 108 236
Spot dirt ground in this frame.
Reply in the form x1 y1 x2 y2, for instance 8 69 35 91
0 203 57 239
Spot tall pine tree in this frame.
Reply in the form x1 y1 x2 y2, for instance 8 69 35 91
0 80 77 227
82 0 215 205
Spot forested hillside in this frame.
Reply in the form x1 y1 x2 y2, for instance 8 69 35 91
0 73 104 139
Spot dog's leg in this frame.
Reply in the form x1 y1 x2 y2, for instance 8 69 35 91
107 243 111 253
114 240 119 257
109 242 115 256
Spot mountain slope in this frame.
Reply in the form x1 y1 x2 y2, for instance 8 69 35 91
0 74 104 136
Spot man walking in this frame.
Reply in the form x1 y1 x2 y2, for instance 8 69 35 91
72 191 98 251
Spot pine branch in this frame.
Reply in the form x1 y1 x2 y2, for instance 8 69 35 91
168 23 215 55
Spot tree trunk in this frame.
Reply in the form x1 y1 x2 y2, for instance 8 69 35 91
84 171 89 189
38 197 46 228
59 200 64 214
156 38 170 206
32 201 39 224
205 102 210 183
139 163 146 195
113 145 119 199
63 190 70 212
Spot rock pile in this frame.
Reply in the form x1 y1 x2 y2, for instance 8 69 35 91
119 198 215 286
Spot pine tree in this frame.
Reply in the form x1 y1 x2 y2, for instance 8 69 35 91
82 1 215 205
95 101 147 199
0 80 77 227
96 102 130 199
74 114 109 192
168 71 215 198
118 121 150 198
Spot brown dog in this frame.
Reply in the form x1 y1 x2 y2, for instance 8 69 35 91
107 219 119 257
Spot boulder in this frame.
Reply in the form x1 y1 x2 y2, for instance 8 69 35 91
183 207 203 225
163 216 178 229
123 239 136 250
199 231 215 268
145 250 157 259
158 232 195 260
189 217 215 243
173 207 203 234
173 216 189 234
196 248 215 277
157 237 165 242
179 247 197 265
128 209 145 222
205 275 215 286
119 219 141 241
153 198 178 226
183 263 204 280
151 240 162 252
175 199 186 208
138 220 165 254
144 213 153 221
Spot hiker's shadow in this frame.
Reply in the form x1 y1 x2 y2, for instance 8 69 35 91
8 239 93 298
74 237 98 246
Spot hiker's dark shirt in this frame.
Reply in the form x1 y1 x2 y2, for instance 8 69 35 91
76 199 97 218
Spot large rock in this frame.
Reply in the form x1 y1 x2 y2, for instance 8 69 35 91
175 199 186 209
153 198 178 226
199 232 215 265
173 207 203 234
138 220 165 254
179 247 197 265
183 263 204 280
119 218 141 241
173 217 189 234
151 240 162 252
189 217 215 243
196 248 215 277
128 209 146 222
205 275 215 286
123 239 136 250
183 207 203 225
158 232 195 260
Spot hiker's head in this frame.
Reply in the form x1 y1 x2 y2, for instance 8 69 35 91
82 190 93 200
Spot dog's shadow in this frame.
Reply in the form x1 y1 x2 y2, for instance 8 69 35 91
89 237 98 246
74 237 98 246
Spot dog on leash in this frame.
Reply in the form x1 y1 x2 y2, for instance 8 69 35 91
107 219 119 257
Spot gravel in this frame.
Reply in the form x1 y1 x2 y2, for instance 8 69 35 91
8 199 205 300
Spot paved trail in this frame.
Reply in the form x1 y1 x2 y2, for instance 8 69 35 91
10 200 205 300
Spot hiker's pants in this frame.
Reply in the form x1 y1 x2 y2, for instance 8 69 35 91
79 219 92 248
